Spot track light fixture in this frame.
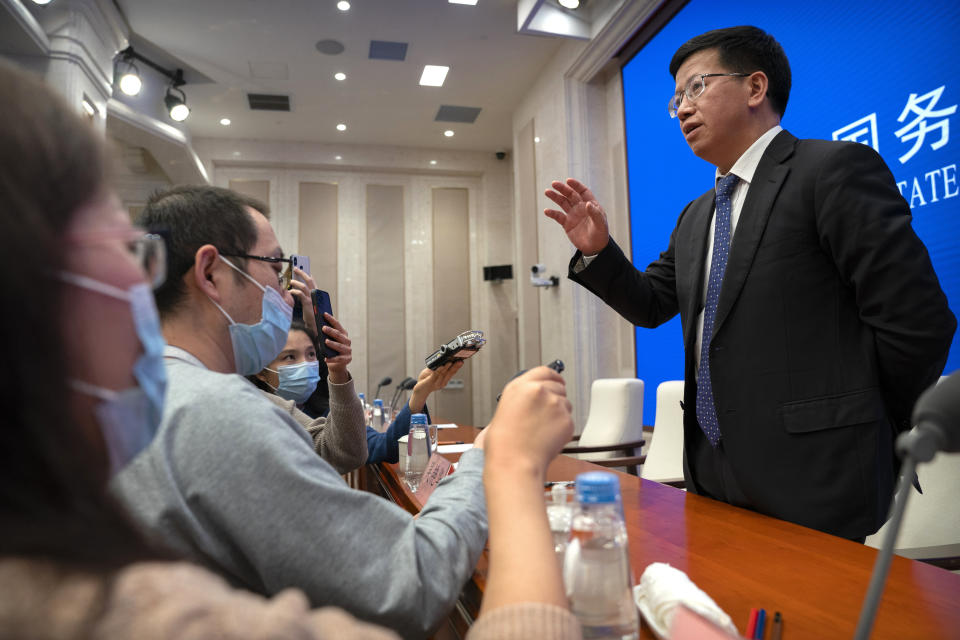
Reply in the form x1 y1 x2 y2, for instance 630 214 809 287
114 47 190 122
117 50 142 96
165 86 189 122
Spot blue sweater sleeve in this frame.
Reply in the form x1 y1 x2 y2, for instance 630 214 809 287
365 402 431 464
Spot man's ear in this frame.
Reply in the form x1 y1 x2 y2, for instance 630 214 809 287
192 244 224 303
746 70 769 109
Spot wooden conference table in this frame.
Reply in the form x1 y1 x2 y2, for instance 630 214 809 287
361 426 960 639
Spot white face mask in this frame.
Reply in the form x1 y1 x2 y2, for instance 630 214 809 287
61 273 168 475
208 256 293 376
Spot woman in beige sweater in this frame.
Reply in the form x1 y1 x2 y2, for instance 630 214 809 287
0 61 581 640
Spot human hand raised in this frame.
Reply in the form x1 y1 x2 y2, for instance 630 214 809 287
319 313 352 384
484 367 573 477
544 178 610 256
409 361 463 412
287 268 318 335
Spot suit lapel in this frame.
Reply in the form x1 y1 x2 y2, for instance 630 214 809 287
712 131 797 337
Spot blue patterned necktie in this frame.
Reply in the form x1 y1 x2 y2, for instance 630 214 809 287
696 173 739 447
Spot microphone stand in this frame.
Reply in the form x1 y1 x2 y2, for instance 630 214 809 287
390 378 416 415
389 384 403 415
374 377 391 402
854 420 944 640
853 454 918 640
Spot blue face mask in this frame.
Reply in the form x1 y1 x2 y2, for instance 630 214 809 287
62 273 167 475
269 360 321 404
208 256 293 376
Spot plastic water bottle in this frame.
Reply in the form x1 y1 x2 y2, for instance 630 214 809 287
359 392 371 428
404 413 430 491
373 398 386 432
563 471 638 640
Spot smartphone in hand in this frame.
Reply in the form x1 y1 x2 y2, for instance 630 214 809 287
290 255 311 283
310 289 337 359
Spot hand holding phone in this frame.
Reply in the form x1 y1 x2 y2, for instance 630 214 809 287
290 255 311 284
310 289 337 360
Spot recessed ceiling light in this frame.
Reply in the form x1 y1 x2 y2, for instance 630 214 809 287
448 0 478 4
334 72 346 81
335 155 343 160
444 130 454 137
31 0 53 4
337 123 347 131
419 65 449 87
337 1 350 11
430 160 437 165
534 136 541 143
220 118 231 126
558 0 579 8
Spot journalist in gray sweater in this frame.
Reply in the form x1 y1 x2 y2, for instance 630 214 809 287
112 346 488 639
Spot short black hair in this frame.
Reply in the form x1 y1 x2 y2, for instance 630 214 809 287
669 25 791 117
137 185 269 319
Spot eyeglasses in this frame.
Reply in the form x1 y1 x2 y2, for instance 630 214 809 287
66 227 167 289
219 253 292 290
668 72 750 118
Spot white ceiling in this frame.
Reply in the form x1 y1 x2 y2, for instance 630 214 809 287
114 0 569 152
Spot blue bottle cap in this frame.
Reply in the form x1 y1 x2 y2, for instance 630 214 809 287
374 398 384 407
575 471 621 504
410 413 428 425
358 392 365 400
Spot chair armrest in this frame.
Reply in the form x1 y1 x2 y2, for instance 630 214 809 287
562 438 646 455
895 544 960 571
587 455 647 468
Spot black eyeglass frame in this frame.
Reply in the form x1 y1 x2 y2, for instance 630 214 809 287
219 252 293 289
668 72 751 118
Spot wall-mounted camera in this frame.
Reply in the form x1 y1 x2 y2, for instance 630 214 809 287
530 263 559 287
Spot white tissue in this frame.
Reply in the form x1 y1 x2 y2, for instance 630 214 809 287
634 562 738 637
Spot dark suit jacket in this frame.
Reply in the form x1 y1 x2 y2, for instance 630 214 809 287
570 130 955 538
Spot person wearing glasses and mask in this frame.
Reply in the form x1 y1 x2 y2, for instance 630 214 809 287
243 258 368 475
545 25 954 542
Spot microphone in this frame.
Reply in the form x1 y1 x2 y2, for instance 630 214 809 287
374 376 392 401
496 359 565 402
898 371 960 460
854 371 959 640
390 377 418 413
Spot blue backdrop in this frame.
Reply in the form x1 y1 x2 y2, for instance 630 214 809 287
622 1 960 425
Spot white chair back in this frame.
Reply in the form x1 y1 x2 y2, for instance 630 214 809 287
641 380 686 485
576 378 644 461
865 450 960 553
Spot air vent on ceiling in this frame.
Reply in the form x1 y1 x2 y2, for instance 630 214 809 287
369 40 408 61
316 39 345 55
248 93 290 111
435 105 482 123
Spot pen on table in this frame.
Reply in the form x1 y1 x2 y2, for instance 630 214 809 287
437 441 465 446
754 608 766 639
746 608 759 638
770 611 782 640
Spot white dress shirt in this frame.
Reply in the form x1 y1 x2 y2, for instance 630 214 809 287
693 125 782 368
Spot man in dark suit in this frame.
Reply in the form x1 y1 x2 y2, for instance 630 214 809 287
545 26 955 540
